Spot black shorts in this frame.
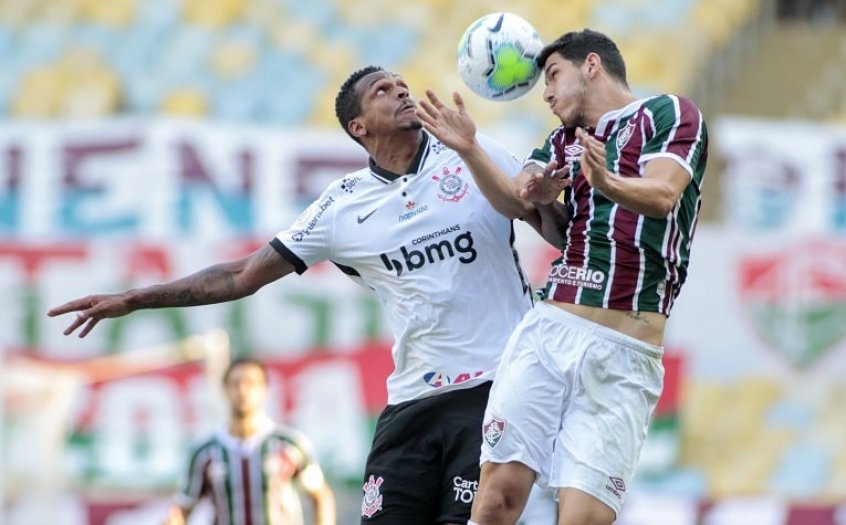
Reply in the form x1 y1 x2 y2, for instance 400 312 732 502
360 382 491 525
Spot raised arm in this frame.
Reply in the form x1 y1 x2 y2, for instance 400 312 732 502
416 89 571 220
47 243 295 337
576 127 691 218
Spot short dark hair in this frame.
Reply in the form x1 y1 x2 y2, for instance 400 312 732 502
536 29 628 88
335 65 384 144
222 357 268 385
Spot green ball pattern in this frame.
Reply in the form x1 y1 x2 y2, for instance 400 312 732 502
488 43 536 90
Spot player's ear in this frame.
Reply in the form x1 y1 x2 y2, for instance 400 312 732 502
348 117 366 140
584 52 601 78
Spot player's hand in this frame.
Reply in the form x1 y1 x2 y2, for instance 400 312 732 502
163 505 187 525
519 161 572 204
576 127 611 191
415 90 477 155
47 293 134 338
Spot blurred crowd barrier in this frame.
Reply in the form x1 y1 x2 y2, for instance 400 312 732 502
0 0 765 143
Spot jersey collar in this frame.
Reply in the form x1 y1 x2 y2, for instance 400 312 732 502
368 131 431 184
594 96 657 137
217 414 275 451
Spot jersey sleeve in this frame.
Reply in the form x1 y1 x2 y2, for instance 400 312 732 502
173 443 210 511
476 133 522 178
523 127 564 169
270 189 338 274
639 95 708 187
278 427 326 491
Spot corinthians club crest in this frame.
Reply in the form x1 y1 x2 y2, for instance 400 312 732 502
361 474 384 518
432 166 469 203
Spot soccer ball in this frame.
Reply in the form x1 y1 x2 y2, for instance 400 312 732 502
456 12 544 101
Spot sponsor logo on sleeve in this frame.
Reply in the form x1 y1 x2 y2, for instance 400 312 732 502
340 176 363 193
291 196 334 242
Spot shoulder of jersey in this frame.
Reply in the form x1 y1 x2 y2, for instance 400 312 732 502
327 167 378 200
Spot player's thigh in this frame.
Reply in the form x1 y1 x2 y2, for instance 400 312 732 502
552 334 663 516
482 309 573 487
557 487 615 525
437 383 491 524
361 401 439 524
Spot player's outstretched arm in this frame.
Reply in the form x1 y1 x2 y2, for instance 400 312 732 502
416 89 533 219
519 163 572 249
47 244 295 338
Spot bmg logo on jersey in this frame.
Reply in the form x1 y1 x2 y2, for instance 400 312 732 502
380 230 477 277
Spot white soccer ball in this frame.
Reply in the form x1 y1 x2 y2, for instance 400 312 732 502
456 12 544 101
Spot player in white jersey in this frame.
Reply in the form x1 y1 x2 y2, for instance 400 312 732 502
166 358 335 525
417 28 708 525
47 66 565 524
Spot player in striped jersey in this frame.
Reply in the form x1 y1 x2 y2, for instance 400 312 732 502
165 358 335 525
417 28 707 525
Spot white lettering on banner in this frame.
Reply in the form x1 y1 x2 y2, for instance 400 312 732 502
94 377 183 481
64 360 371 489
0 120 366 238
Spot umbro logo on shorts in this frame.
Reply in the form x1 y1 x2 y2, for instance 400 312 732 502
605 476 626 499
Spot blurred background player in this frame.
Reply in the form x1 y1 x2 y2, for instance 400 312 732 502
165 357 336 525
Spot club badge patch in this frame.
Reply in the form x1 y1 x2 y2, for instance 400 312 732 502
432 166 469 203
361 474 384 518
616 119 637 150
483 416 506 448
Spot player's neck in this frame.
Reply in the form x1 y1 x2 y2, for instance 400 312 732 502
586 81 637 129
367 129 423 175
228 412 263 439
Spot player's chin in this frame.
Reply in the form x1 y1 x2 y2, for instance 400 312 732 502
401 119 423 131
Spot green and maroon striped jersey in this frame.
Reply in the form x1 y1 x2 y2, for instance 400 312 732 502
175 418 322 525
527 95 708 315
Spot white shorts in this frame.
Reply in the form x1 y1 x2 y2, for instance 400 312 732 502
480 301 664 516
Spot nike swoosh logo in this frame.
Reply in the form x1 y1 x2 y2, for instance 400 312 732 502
357 209 378 224
488 14 504 32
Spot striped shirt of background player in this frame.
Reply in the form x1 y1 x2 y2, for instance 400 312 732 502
176 430 314 525
529 95 707 315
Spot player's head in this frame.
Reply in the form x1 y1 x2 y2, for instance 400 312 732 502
335 65 421 147
536 29 629 127
222 357 268 418
537 29 628 87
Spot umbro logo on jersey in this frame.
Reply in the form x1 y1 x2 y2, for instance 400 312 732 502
380 231 477 277
357 208 378 224
564 144 585 163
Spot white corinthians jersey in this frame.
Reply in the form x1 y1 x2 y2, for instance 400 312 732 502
271 131 533 404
